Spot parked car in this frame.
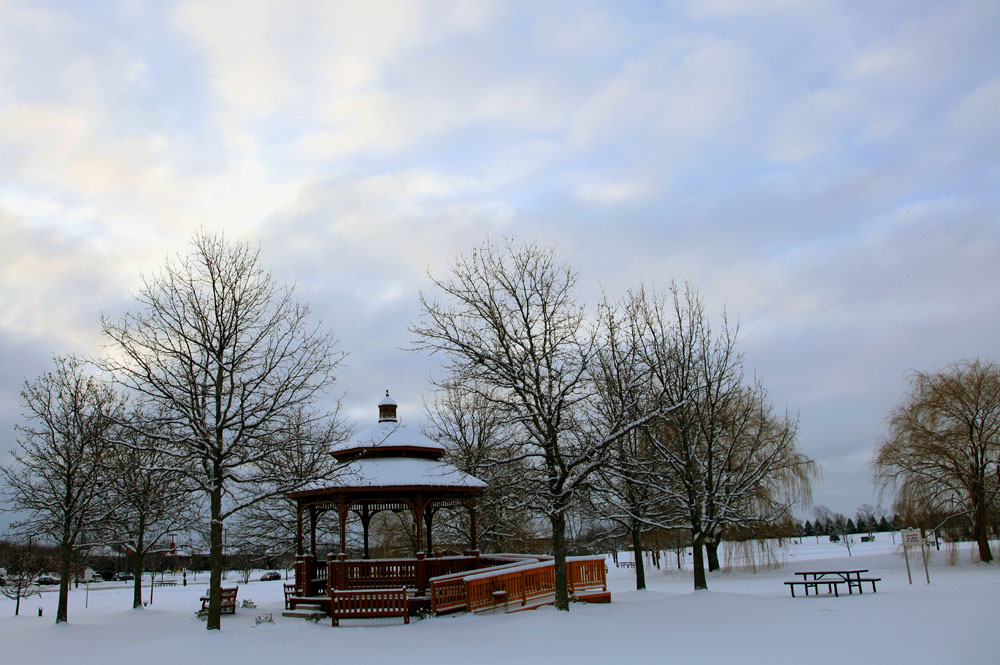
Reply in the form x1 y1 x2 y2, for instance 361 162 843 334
260 571 281 581
36 576 59 585
114 572 134 581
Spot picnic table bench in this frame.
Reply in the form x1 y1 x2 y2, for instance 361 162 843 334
785 570 881 597
330 587 409 627
154 580 178 587
200 587 239 614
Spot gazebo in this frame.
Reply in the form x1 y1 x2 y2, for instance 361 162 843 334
287 391 489 599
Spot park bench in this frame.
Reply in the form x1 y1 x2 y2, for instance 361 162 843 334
330 587 409 627
154 580 178 587
200 587 239 614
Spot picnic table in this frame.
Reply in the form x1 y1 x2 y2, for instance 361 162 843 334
784 569 880 597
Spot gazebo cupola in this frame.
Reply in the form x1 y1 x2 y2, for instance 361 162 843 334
378 390 398 422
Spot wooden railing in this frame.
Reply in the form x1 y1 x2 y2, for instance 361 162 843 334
566 556 607 595
432 556 607 615
296 552 605 615
466 562 556 613
429 560 536 614
321 553 491 596
346 558 417 589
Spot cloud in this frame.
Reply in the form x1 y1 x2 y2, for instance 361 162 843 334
0 0 998 518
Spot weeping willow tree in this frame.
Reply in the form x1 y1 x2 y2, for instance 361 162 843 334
874 359 1000 563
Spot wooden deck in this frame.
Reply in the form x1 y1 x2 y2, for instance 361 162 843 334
288 553 608 621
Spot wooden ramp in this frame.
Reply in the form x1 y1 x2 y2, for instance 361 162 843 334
430 556 609 616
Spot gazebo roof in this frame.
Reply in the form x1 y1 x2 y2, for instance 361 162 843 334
291 392 486 497
330 419 445 459
294 457 487 494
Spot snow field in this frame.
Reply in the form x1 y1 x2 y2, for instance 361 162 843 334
1 539 996 665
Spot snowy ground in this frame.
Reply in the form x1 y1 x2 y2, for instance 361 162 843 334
2 537 996 665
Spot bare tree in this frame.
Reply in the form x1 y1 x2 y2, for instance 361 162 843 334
586 294 660 589
422 381 536 552
0 357 125 623
100 232 346 629
0 539 47 616
103 410 201 609
874 359 1000 562
227 410 349 564
635 285 816 590
411 240 650 610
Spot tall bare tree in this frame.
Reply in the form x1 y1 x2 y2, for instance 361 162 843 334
1 357 125 623
874 358 1000 562
102 410 200 609
635 284 816 589
586 294 660 589
100 232 345 629
411 240 649 610
423 382 536 552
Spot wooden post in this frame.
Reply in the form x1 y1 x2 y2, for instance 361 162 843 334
468 499 479 551
415 551 427 595
414 494 425 555
361 503 371 559
309 504 317 557
336 553 348 590
338 496 348 554
295 502 304 556
424 505 435 554
299 554 315 595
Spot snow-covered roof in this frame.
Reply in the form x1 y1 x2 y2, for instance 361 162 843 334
378 392 398 407
314 457 487 489
331 419 445 454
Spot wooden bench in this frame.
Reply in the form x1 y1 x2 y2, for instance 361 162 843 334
200 587 239 614
330 587 409 627
617 561 636 568
154 580 177 587
283 583 297 610
850 577 881 594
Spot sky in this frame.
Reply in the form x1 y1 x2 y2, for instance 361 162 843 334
1 0 998 528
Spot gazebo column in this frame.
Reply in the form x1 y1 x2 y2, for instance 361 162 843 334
295 502 305 556
468 498 479 552
338 495 348 554
360 503 372 559
424 504 435 554
414 494 425 554
309 504 317 556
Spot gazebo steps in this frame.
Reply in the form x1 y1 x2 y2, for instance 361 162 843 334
281 609 328 620
575 590 611 603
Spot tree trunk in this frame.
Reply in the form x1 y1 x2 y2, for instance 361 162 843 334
133 526 145 609
56 539 72 623
706 540 720 572
692 533 707 590
207 465 224 630
551 510 569 611
15 593 21 616
973 494 994 563
631 523 646 590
